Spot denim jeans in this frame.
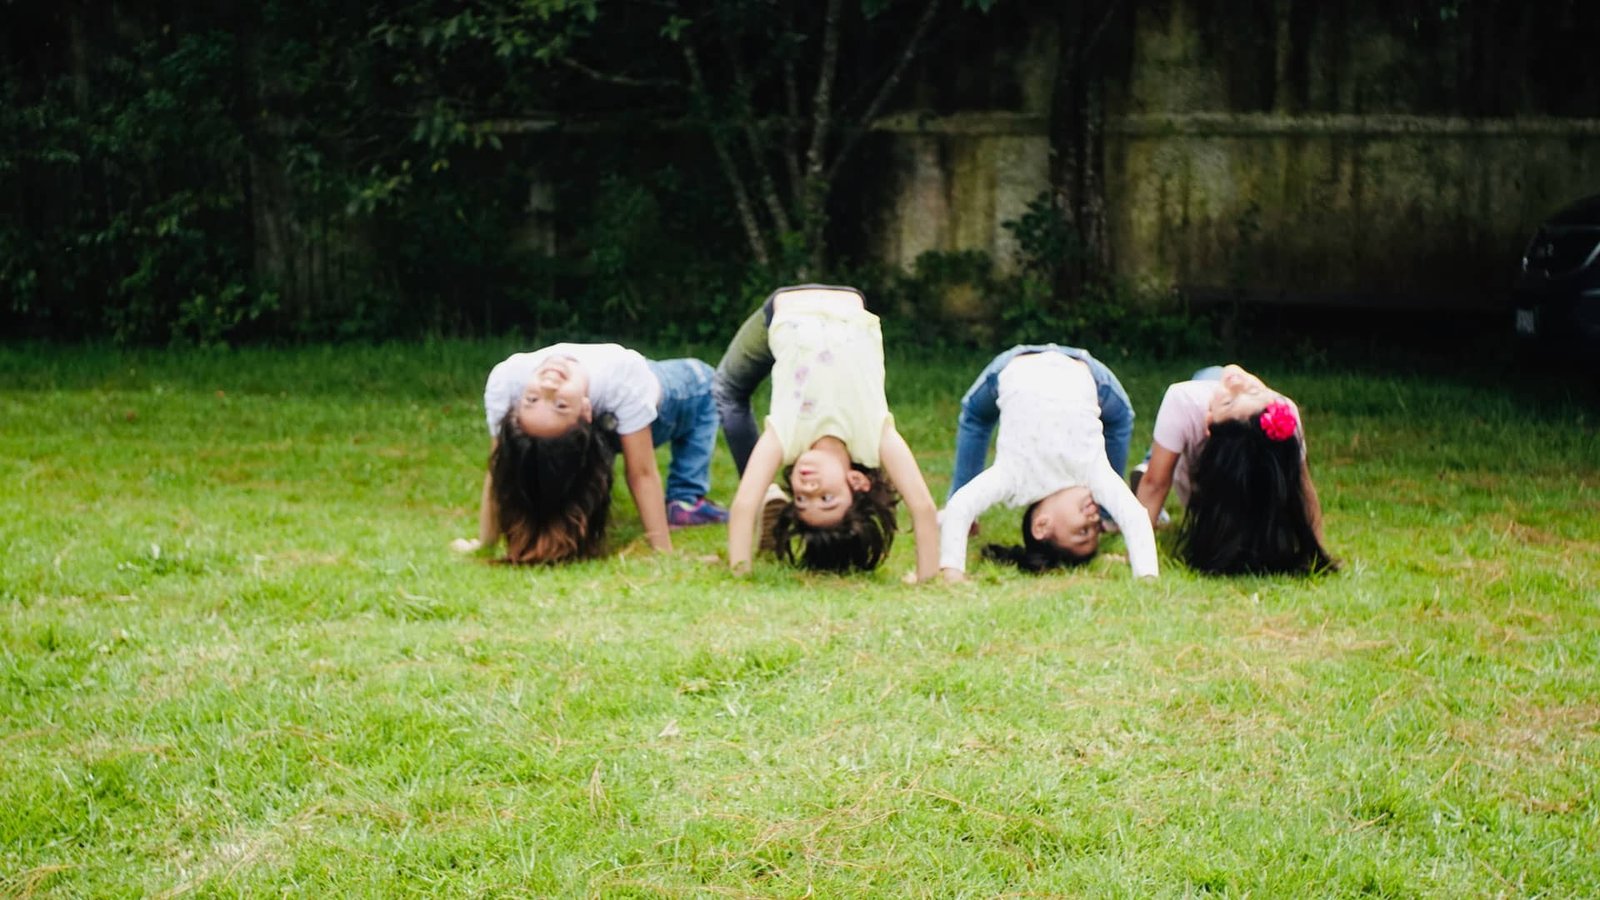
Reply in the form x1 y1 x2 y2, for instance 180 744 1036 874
949 344 1136 501
713 284 865 474
647 358 718 503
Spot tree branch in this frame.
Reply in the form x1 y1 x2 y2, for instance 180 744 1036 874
719 14 792 235
804 0 843 185
683 41 771 265
781 9 804 208
796 0 844 273
827 0 941 183
1083 0 1127 62
558 55 680 90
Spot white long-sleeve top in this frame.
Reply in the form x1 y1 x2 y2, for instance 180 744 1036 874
939 353 1158 577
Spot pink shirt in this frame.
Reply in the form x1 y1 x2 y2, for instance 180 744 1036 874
1151 380 1305 506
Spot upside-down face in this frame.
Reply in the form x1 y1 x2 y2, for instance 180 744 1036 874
1030 485 1101 557
1207 364 1281 427
516 356 593 438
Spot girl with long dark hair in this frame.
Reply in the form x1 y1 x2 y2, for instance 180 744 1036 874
1133 364 1334 575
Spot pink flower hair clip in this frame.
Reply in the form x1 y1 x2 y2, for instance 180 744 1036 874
1258 400 1298 442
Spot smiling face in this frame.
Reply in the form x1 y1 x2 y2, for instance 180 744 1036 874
515 356 592 438
1030 486 1102 557
1207 364 1280 426
789 446 871 528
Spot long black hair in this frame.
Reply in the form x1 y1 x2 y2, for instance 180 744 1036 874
981 501 1096 572
1174 417 1336 575
490 411 619 564
771 463 898 572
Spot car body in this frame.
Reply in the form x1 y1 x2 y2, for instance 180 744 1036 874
1513 193 1600 358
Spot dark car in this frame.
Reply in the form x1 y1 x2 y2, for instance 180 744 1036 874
1513 193 1600 357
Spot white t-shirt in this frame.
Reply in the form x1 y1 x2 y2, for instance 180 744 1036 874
1151 380 1306 506
939 354 1157 577
483 343 660 436
765 294 892 466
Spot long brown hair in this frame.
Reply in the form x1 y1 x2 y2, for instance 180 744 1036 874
490 411 619 564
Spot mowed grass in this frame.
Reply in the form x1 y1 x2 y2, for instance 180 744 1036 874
2 340 1597 897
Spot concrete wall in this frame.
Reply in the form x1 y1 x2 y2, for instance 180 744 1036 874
1111 113 1600 306
874 113 1050 276
873 0 1600 309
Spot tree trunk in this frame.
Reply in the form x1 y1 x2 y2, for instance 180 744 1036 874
1048 1 1119 304
800 0 844 277
236 5 292 317
683 42 772 266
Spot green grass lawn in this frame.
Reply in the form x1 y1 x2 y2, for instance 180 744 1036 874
3 340 1597 897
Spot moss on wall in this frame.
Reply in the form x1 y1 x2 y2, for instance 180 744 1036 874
873 0 1600 309
1109 117 1600 304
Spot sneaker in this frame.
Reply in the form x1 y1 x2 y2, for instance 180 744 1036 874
758 483 789 554
667 497 730 528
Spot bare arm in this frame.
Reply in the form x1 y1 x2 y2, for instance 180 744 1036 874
619 428 673 553
1302 460 1324 543
878 425 939 583
1136 442 1180 527
477 470 498 545
728 427 785 574
453 440 500 553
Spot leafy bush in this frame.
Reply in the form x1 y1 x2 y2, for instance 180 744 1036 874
869 193 1211 357
1 27 269 344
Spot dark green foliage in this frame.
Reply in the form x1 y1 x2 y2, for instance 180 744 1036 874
0 1 747 344
1 1 1006 345
1 20 270 344
872 193 1211 355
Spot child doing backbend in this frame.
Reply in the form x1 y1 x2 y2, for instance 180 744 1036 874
1132 364 1334 575
939 350 1157 581
950 341 1137 498
453 344 727 564
719 285 939 578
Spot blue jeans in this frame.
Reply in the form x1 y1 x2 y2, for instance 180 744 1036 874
949 344 1136 500
647 358 718 503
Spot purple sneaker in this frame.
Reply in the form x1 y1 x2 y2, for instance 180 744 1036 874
667 497 730 528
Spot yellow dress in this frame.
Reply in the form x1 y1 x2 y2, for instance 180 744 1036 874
764 293 893 467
